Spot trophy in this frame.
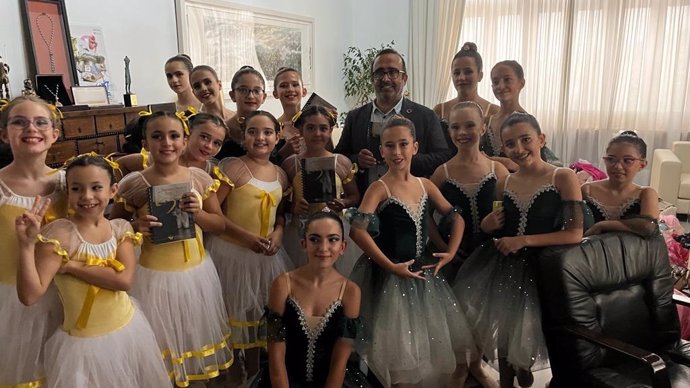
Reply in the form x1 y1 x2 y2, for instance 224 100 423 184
123 56 137 107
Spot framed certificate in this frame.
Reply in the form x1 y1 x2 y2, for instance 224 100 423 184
71 85 110 106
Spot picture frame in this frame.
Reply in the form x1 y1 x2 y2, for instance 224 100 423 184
35 74 72 106
72 85 110 106
175 0 314 94
21 0 79 93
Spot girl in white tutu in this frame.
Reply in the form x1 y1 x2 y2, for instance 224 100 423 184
110 111 233 387
207 110 293 381
281 105 360 274
15 154 168 388
0 96 67 387
453 113 583 387
348 116 495 387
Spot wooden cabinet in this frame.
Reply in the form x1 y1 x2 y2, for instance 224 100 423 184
48 106 146 167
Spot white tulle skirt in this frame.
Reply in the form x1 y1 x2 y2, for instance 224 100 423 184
283 217 362 277
0 282 60 386
43 305 169 388
206 235 292 349
130 255 233 387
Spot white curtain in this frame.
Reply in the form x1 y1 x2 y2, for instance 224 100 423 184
447 0 690 184
184 3 266 93
408 0 466 107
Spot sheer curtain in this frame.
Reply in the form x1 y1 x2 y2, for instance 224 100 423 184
447 0 690 183
408 0 465 107
184 3 266 93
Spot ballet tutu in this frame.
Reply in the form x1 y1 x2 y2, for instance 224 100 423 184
43 303 169 388
130 255 233 387
453 242 549 371
350 254 478 386
206 235 292 349
283 216 362 277
0 283 61 386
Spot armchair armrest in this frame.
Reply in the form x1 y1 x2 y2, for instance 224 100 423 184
650 149 681 206
561 325 671 388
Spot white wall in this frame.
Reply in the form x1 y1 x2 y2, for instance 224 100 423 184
0 0 409 115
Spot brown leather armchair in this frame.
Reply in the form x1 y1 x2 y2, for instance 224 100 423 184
536 232 690 388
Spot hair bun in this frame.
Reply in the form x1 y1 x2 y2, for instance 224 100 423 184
240 65 254 70
179 53 191 60
461 42 478 52
618 130 639 138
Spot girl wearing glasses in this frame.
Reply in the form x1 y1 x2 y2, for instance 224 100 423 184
207 110 292 382
0 96 68 387
433 42 499 124
581 131 659 237
216 66 269 160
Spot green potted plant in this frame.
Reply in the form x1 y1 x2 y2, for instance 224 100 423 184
341 40 395 123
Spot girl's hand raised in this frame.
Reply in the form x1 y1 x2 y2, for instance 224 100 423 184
480 207 505 234
285 135 303 155
422 252 454 277
388 259 425 280
16 196 51 246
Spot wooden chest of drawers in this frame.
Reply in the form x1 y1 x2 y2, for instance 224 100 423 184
47 106 147 166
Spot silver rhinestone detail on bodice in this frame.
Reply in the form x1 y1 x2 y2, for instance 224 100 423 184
288 297 342 382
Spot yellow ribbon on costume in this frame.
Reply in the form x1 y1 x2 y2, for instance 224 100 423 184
342 163 358 185
181 231 205 263
0 99 8 112
75 255 125 329
36 234 69 263
212 166 234 189
258 190 277 237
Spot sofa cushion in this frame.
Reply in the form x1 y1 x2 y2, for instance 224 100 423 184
679 172 690 199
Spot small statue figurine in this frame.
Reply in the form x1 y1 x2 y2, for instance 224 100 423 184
124 56 131 95
0 56 10 100
21 79 36 96
123 56 137 106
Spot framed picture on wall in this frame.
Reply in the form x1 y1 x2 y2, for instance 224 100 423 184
175 0 314 94
21 0 79 94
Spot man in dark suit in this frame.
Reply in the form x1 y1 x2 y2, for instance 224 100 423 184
335 48 453 194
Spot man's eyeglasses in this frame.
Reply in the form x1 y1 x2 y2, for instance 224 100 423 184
7 116 54 131
235 87 265 96
602 156 643 167
372 69 405 81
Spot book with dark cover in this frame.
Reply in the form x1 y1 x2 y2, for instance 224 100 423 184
147 182 196 244
301 156 337 203
304 92 337 115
